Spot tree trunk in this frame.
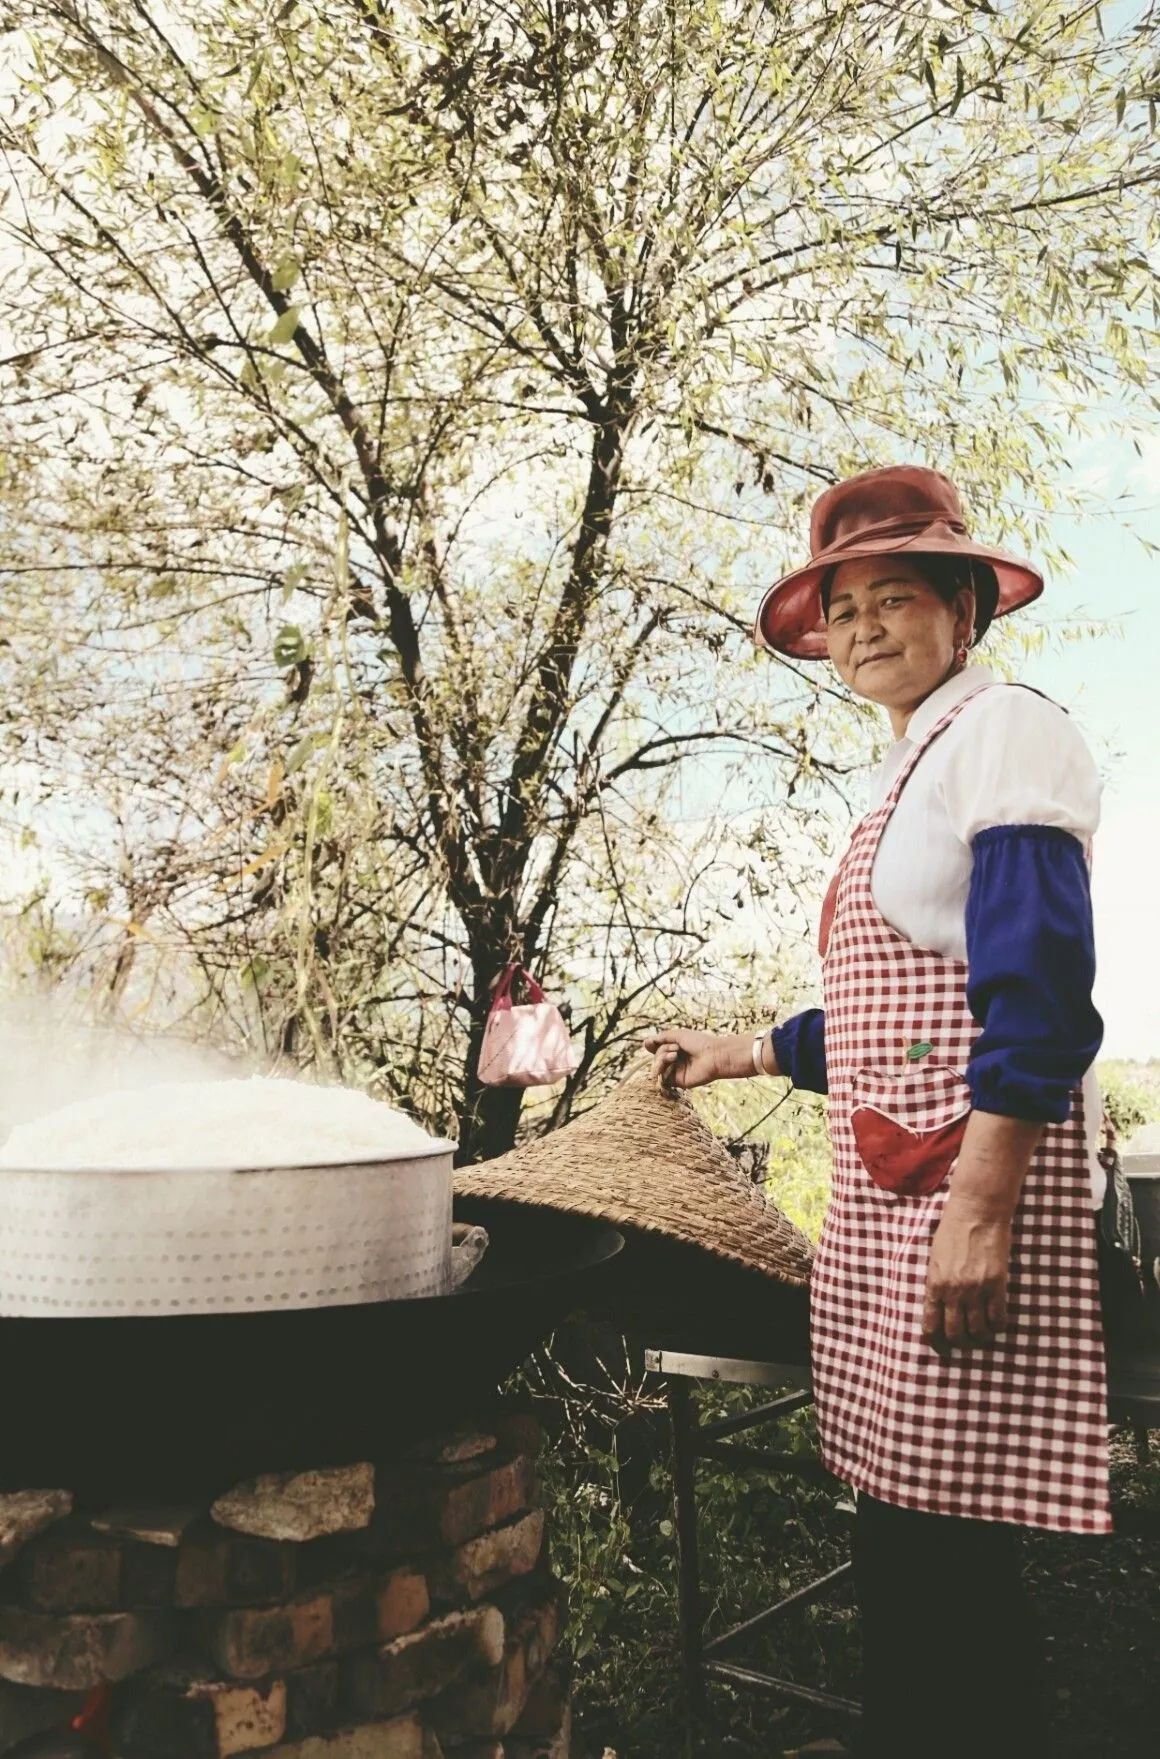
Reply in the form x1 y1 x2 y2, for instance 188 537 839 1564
453 945 527 1164
455 1058 524 1165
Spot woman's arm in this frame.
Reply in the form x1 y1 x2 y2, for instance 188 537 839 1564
772 1010 827 1094
963 825 1103 1121
923 1112 1045 1352
644 1009 826 1090
643 1028 778 1089
923 823 1102 1352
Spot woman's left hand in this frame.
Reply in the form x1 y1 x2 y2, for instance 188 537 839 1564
922 1195 1013 1354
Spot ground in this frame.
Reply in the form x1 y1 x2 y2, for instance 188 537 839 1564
555 1410 1160 1759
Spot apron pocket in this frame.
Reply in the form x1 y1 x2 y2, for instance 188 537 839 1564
850 1063 971 1197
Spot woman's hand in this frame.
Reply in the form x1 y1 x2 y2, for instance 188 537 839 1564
922 1194 1012 1354
921 1111 1042 1354
642 1029 757 1090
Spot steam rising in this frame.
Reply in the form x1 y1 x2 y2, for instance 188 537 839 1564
0 987 247 1145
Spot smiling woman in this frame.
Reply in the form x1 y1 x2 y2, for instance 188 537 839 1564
820 556 999 736
645 464 1109 1759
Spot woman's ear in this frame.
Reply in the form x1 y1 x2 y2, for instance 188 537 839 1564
954 584 976 646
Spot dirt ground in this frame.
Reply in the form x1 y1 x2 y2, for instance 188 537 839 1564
573 1433 1159 1759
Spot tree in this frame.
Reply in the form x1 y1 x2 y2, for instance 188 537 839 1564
1 0 1157 1156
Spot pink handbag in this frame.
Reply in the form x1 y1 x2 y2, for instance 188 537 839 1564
477 965 581 1089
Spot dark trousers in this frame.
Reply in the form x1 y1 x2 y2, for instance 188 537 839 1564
854 1492 1048 1759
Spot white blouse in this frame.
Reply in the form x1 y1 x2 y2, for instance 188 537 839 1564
867 664 1105 1202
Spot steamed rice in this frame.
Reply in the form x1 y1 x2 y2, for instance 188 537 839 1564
0 1076 438 1170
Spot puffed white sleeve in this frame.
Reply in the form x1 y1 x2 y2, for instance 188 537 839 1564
936 685 1102 844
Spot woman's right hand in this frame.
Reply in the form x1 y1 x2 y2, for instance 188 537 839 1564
642 1029 755 1091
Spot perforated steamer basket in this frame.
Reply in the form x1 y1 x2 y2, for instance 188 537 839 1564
0 1143 488 1318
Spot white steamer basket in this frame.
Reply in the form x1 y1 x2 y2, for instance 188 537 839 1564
0 1143 488 1318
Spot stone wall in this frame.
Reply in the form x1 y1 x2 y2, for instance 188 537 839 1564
0 1416 569 1757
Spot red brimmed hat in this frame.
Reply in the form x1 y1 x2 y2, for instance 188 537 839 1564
754 465 1043 659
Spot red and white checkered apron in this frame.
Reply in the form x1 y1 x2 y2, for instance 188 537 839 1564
810 690 1111 1533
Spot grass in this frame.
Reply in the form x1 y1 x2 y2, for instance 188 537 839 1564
541 1388 1160 1758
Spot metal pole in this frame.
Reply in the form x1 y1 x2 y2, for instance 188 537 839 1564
669 1377 706 1756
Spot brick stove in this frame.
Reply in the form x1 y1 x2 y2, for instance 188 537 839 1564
0 1416 569 1758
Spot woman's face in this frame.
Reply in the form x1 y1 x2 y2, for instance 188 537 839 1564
824 556 974 725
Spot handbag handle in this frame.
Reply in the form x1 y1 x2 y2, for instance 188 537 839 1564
488 963 546 1013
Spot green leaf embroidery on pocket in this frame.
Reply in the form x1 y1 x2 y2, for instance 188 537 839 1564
905 1041 934 1062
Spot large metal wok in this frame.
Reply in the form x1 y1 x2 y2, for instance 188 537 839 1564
0 1208 623 1502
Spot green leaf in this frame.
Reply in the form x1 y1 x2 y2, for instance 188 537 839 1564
273 624 308 668
281 561 308 603
285 730 327 774
1116 87 1127 126
905 1041 934 1062
267 306 300 345
271 254 300 294
243 53 266 101
950 57 965 115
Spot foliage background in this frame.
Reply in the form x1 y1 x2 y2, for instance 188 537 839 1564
3 0 1158 1159
3 4 1160 1752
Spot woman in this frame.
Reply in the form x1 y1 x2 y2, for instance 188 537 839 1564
646 465 1108 1759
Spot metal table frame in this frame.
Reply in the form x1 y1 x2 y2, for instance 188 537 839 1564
647 1345 1160 1758
644 1350 859 1756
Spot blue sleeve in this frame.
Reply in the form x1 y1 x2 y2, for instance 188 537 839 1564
965 825 1103 1122
771 1008 828 1094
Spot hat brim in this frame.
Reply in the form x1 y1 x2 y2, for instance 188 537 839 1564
754 530 1044 660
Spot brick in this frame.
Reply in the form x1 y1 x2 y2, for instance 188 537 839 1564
0 1607 176 1690
506 1701 571 1759
92 1504 201 1548
508 1657 570 1740
197 1592 334 1682
291 1534 367 1591
331 1567 429 1651
427 1655 516 1745
436 1458 537 1550
401 1430 497 1467
369 1455 537 1562
284 1660 340 1741
19 1527 123 1611
490 1412 542 1461
114 1668 217 1759
257 1715 439 1759
122 1539 180 1608
340 1606 504 1722
428 1582 562 1743
194 1676 287 1755
513 1584 562 1684
176 1529 297 1608
0 1678 88 1750
376 1570 431 1644
302 1454 538 1581
0 1491 73 1574
432 1511 545 1605
212 1466 375 1544
115 1667 287 1759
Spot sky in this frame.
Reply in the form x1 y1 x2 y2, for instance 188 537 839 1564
980 434 1160 1059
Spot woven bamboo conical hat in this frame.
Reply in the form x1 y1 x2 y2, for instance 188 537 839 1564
455 1062 814 1287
